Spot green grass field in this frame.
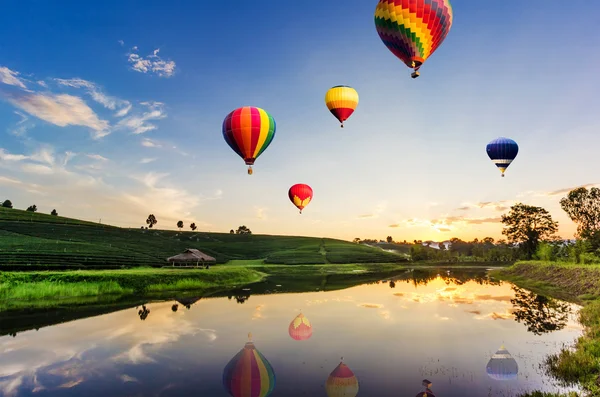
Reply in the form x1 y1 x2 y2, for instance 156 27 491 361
0 207 407 269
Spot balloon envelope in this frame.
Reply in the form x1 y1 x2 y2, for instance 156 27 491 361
223 339 276 397
374 0 453 75
288 184 313 213
222 107 276 174
288 313 313 341
325 361 359 397
486 345 518 380
486 137 519 176
325 86 359 127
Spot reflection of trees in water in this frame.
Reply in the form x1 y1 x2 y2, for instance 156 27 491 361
389 281 396 288
510 286 571 335
137 305 150 321
386 269 503 288
172 304 179 312
227 294 251 304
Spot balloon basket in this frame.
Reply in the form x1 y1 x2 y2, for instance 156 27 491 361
411 71 420 79
247 166 253 175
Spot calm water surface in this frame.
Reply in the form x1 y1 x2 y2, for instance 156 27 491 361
0 268 584 396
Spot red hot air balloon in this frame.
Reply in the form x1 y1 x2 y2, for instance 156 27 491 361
288 184 313 214
325 358 359 397
288 313 312 341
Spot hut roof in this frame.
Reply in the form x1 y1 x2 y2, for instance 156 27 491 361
167 248 216 262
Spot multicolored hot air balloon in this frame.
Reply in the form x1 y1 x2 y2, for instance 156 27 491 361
374 0 454 78
223 333 276 397
288 313 312 341
486 137 519 177
325 359 359 397
325 86 359 128
222 107 276 175
288 184 313 214
486 345 519 380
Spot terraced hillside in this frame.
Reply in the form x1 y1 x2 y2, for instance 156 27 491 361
0 207 408 269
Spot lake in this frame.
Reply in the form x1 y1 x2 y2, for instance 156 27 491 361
0 267 584 397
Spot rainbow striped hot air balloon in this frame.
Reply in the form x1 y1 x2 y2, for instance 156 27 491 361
325 86 359 128
288 313 313 341
374 0 453 78
486 345 519 381
486 137 519 177
325 359 359 397
223 333 276 397
222 107 276 175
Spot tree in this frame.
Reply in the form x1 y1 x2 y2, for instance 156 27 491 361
560 187 600 250
177 220 183 230
146 214 157 228
51 209 58 216
1 200 13 208
190 223 197 231
386 236 393 243
501 203 558 260
230 229 235 234
353 238 361 244
26 204 37 212
510 286 570 335
236 225 252 235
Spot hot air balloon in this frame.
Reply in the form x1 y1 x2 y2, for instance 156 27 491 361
374 0 453 78
325 359 359 397
288 184 313 214
222 107 276 175
288 313 312 341
415 379 436 397
325 86 359 128
223 333 276 397
486 137 519 177
486 345 519 380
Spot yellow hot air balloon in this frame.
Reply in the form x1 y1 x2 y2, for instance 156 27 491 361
325 86 359 128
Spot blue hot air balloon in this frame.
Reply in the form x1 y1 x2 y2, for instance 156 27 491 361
486 137 519 177
486 345 519 380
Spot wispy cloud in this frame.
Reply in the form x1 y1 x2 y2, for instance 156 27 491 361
0 66 27 89
54 78 132 117
116 101 166 134
139 157 157 164
87 154 108 161
127 47 176 77
3 90 110 139
357 202 387 219
255 207 267 220
118 40 125 46
398 215 502 233
141 138 162 148
455 201 512 212
0 148 28 161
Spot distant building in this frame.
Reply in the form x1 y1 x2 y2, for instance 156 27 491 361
166 248 216 268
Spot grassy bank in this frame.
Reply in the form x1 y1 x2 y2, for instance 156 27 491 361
492 261 600 396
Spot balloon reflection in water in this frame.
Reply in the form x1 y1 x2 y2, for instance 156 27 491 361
415 379 436 397
222 333 276 397
288 313 312 341
325 358 359 397
486 345 519 380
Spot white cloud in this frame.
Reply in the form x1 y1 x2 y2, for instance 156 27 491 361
357 201 388 219
54 78 131 117
0 148 28 161
0 66 27 89
63 151 77 166
0 176 22 185
37 80 48 88
4 91 110 139
29 147 55 166
118 40 125 46
139 157 157 164
127 47 176 77
255 207 267 220
87 154 108 161
141 138 161 148
116 101 166 134
20 163 54 175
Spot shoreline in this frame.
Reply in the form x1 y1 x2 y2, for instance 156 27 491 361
491 261 600 396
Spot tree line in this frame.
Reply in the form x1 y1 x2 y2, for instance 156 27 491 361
143 213 252 235
2 199 59 216
358 186 600 264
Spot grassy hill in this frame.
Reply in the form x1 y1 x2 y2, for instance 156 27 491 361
0 207 408 269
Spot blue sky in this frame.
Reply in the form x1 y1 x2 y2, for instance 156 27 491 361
1 0 599 241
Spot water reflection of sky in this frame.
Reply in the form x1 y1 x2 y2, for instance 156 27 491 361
0 277 584 397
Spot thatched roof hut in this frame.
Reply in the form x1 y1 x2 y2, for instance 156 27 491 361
167 248 216 268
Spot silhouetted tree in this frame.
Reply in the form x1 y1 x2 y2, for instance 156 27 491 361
171 304 179 312
190 223 197 231
510 286 570 335
26 204 37 212
389 280 396 288
138 305 150 321
386 236 393 243
2 200 13 208
236 225 252 235
51 209 58 216
146 214 157 228
560 187 600 250
230 229 235 234
501 203 558 259
177 220 183 230
353 238 361 244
